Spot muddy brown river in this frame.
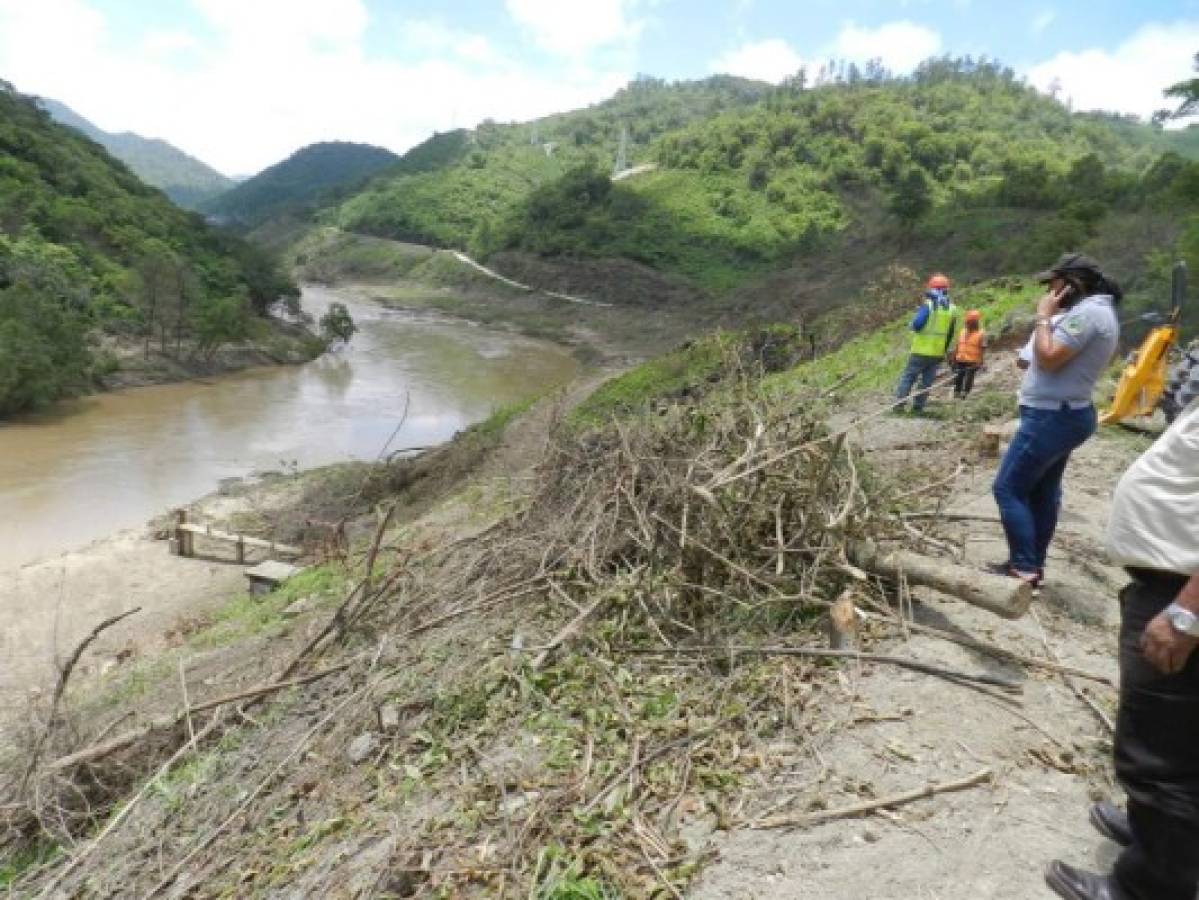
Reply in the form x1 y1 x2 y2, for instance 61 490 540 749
0 286 578 571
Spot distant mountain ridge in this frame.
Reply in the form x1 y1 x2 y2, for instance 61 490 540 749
321 65 1199 314
201 141 401 229
37 98 233 209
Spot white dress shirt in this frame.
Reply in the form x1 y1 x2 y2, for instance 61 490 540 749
1107 401 1199 575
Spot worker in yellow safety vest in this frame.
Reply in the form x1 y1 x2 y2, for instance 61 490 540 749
894 273 960 413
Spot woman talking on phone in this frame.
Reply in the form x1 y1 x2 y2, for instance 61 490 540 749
991 253 1121 588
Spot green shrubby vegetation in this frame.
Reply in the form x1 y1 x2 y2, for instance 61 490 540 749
0 81 299 415
326 60 1199 310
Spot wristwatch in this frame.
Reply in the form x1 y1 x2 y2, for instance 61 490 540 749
1165 603 1199 637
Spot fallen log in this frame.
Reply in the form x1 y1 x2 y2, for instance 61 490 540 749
849 540 1032 620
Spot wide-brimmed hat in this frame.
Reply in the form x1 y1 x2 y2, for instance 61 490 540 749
1035 252 1104 283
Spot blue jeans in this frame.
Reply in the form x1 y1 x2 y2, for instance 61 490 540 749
895 354 942 411
991 404 1097 573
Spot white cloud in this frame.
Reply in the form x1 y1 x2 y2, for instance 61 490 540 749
403 20 504 66
830 20 942 73
0 0 632 174
141 29 202 59
1031 10 1056 36
193 0 369 52
505 0 643 56
711 19 940 84
711 38 804 83
1027 21 1199 120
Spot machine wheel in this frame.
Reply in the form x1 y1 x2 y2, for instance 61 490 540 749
1162 343 1199 422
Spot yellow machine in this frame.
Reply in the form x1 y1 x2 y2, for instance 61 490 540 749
1100 261 1187 426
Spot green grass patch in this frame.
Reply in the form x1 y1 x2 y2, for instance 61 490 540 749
0 840 61 889
570 334 733 427
532 849 622 900
189 564 344 650
474 397 537 440
766 278 1040 397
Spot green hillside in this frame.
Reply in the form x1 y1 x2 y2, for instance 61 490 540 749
203 141 400 229
332 75 773 256
0 81 297 416
326 61 1199 319
38 98 234 209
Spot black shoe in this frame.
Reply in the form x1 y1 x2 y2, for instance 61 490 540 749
1089 802 1132 847
1044 861 1130 900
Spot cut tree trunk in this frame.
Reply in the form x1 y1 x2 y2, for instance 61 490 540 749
849 540 1033 620
827 590 859 650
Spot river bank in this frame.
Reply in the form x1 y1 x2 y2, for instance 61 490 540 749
288 227 715 364
0 459 379 727
0 369 574 738
93 314 325 392
0 286 578 573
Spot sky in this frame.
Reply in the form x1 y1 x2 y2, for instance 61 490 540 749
1 0 1197 176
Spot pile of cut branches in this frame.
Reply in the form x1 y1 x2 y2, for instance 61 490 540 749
513 381 881 637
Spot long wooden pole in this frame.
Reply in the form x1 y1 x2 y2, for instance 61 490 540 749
750 768 993 829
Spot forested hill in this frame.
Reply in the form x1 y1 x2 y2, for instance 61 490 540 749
324 61 1199 324
0 81 297 416
331 74 773 251
202 141 401 229
38 98 233 210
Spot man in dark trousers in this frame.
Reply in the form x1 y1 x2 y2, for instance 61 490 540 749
894 273 959 414
1045 399 1199 899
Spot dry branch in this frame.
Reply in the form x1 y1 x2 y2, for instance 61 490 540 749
532 592 609 670
750 768 993 829
630 645 1022 694
43 663 349 774
22 607 140 790
866 613 1115 687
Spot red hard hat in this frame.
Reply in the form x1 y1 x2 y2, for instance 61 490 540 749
927 273 951 289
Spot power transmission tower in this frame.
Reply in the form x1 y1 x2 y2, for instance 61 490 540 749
613 123 628 175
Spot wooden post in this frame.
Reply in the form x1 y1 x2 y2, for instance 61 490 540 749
236 536 245 565
172 509 189 557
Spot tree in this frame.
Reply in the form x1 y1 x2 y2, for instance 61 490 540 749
192 291 251 361
319 302 357 347
134 243 176 358
168 259 202 355
0 251 90 416
889 166 932 226
1165 53 1199 118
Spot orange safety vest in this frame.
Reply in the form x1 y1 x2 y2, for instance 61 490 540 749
955 328 985 365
